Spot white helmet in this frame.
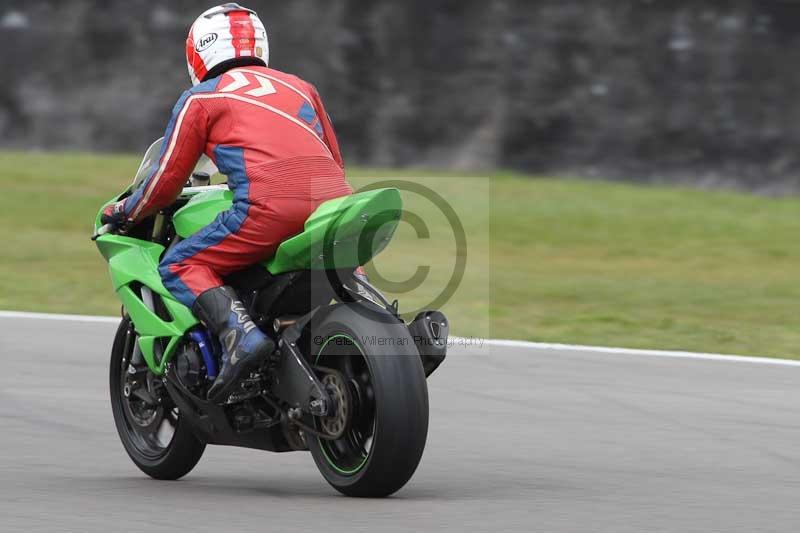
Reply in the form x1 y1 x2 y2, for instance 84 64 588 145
185 3 269 86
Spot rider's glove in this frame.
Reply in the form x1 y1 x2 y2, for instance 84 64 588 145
101 201 129 229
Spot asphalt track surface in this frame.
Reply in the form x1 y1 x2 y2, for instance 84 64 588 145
2 315 800 532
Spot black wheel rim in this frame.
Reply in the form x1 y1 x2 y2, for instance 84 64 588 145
315 334 376 475
117 331 178 459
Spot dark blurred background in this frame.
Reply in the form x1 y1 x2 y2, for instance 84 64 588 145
2 0 800 191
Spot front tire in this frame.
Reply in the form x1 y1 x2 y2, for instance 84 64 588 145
307 303 429 497
109 318 205 480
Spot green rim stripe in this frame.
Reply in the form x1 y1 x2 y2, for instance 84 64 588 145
316 333 370 476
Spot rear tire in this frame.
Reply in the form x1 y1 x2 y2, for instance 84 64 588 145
306 303 429 497
109 318 206 480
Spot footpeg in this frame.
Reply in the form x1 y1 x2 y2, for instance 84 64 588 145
225 374 263 404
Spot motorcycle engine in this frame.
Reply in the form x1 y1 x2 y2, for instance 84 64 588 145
176 343 205 390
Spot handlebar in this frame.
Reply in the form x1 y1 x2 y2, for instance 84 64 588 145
91 223 115 241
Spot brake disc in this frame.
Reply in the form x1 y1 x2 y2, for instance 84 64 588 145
123 368 163 430
319 371 351 440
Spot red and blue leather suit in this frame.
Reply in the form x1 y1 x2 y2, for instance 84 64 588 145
120 66 352 308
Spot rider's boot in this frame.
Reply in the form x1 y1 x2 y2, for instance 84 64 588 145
192 286 274 403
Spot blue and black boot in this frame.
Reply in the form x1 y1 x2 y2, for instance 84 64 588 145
192 286 274 403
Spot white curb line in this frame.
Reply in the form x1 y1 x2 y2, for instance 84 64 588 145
1 310 797 367
0 310 120 323
459 338 800 367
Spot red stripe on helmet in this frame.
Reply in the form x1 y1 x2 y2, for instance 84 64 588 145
228 10 256 57
186 27 208 82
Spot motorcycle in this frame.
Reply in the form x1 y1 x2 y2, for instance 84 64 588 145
92 139 448 497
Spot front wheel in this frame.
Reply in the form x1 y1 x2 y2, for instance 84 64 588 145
109 318 206 480
307 303 429 497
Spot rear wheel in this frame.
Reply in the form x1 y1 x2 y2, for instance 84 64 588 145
307 303 429 497
109 318 205 480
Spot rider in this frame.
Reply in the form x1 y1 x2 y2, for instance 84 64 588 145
102 3 352 403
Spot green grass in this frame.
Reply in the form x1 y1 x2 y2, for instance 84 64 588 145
1 150 799 358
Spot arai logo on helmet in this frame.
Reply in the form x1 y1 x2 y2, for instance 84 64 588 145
195 33 218 52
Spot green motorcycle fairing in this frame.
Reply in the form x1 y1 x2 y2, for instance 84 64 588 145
173 187 403 273
94 187 403 375
95 234 199 374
